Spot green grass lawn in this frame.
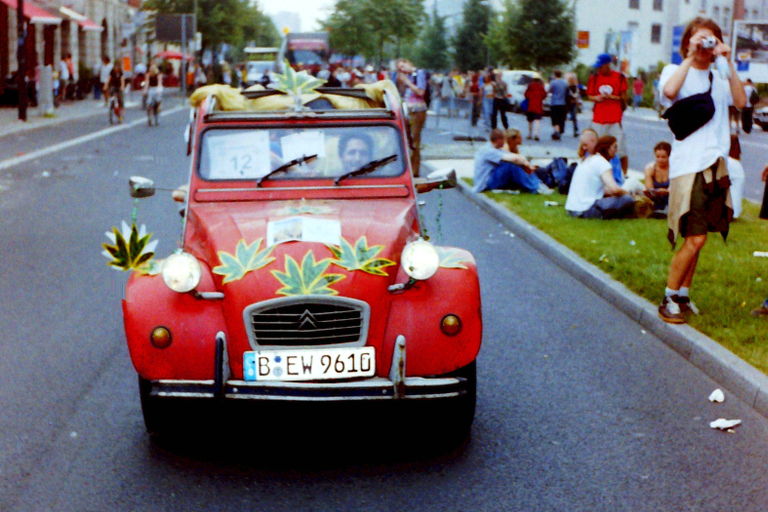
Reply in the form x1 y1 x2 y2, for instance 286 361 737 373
474 185 768 373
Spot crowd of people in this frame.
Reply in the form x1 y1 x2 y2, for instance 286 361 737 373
468 16 768 324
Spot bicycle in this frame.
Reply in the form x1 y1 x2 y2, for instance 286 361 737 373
108 94 123 125
146 94 160 127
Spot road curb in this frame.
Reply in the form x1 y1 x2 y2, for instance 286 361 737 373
456 180 768 417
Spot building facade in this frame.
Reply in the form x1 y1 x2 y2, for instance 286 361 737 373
574 0 768 75
2 0 144 92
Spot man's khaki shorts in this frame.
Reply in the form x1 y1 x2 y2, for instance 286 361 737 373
680 170 730 238
591 122 627 158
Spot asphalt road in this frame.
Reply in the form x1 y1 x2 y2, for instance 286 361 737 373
2 108 768 511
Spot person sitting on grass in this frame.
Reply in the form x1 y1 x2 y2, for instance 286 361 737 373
643 141 671 213
472 129 554 194
565 135 635 219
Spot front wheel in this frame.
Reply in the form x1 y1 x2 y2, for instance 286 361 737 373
108 101 115 125
437 361 477 443
408 361 477 450
138 377 200 437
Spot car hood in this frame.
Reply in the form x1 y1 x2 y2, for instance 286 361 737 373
185 198 418 296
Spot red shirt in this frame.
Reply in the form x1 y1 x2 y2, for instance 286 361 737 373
633 78 644 95
587 70 627 124
524 81 547 114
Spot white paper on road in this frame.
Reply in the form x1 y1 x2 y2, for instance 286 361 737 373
709 418 741 430
708 389 725 403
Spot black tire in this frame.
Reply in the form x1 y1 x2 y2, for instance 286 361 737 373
409 361 477 450
108 101 115 125
761 122 768 132
439 361 477 443
138 377 192 437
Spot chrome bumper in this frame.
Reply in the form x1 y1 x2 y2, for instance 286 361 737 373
146 334 470 402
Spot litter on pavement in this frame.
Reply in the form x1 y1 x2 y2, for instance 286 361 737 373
708 389 725 403
709 418 741 430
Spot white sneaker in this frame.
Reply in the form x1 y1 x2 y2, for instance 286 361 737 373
537 183 555 195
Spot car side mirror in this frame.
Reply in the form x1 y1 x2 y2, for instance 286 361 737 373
129 176 156 198
414 167 457 193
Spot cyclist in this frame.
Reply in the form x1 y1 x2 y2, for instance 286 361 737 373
144 65 163 121
105 64 125 122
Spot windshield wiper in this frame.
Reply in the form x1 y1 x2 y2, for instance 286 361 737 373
257 154 318 186
334 154 398 186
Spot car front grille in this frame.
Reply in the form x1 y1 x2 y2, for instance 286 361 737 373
243 296 370 348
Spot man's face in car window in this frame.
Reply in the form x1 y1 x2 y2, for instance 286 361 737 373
341 137 372 172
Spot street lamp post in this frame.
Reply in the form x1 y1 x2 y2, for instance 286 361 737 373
16 0 27 121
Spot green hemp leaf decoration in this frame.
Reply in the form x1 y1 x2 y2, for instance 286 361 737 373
272 251 345 296
213 238 276 284
272 59 326 99
327 236 396 276
436 247 469 269
101 221 158 273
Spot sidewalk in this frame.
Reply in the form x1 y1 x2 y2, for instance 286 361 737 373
0 88 183 138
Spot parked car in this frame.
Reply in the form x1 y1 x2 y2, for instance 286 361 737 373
243 60 276 88
499 69 543 112
122 81 483 446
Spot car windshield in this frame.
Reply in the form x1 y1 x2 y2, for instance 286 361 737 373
199 125 404 181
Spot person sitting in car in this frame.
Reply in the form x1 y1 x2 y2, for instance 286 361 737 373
339 132 374 173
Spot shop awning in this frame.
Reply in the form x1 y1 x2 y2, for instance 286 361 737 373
0 0 62 25
58 6 103 32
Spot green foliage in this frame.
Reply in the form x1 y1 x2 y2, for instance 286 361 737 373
323 0 424 63
212 238 275 284
472 183 768 374
327 236 396 276
414 6 450 70
272 252 346 296
436 247 469 269
142 0 279 55
494 0 575 69
271 61 326 98
452 0 492 71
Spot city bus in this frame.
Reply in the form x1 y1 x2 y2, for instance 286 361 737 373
277 32 330 74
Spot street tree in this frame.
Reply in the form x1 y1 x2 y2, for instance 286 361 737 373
493 0 575 69
323 0 424 64
414 6 450 71
452 0 493 72
142 0 279 55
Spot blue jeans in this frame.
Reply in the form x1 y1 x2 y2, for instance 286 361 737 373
568 195 634 219
482 98 493 126
485 162 542 193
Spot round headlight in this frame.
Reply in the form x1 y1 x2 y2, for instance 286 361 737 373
401 239 440 280
161 251 201 293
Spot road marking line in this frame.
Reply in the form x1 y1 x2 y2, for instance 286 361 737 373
0 105 185 172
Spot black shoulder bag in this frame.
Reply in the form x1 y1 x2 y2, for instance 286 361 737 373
662 72 714 141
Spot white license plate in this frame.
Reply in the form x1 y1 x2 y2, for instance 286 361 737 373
243 347 376 381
